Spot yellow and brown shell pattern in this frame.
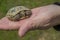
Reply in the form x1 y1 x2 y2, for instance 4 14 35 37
6 6 32 21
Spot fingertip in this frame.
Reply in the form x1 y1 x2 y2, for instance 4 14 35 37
18 26 27 37
18 26 30 37
18 30 24 37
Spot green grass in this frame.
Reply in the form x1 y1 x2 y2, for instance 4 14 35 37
0 0 60 40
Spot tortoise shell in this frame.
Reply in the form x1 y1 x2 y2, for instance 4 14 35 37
6 6 32 21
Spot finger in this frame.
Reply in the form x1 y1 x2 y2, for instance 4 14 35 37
18 21 32 37
0 17 10 29
0 21 19 30
0 17 20 30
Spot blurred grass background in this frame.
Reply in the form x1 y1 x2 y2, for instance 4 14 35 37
0 0 60 40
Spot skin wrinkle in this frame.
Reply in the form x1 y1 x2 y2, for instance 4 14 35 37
34 13 51 25
48 15 60 27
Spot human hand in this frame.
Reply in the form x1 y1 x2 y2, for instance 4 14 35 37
18 5 60 37
0 5 60 37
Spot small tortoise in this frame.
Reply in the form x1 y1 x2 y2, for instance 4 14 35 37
6 6 32 21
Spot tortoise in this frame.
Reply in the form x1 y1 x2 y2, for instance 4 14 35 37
6 6 32 21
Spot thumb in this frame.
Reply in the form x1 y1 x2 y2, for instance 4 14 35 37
18 21 32 37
